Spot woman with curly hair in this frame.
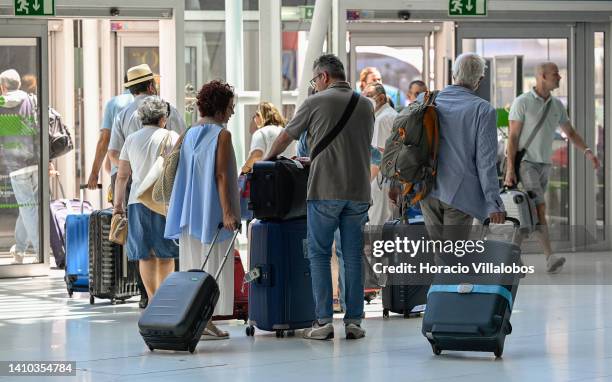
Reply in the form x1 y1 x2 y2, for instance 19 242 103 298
164 80 240 340
241 101 296 174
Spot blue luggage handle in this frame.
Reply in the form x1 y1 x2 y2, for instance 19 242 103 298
428 284 513 308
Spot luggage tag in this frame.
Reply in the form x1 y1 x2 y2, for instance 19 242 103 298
243 267 261 284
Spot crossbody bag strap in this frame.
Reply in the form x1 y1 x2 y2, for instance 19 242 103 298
521 98 553 152
310 92 360 161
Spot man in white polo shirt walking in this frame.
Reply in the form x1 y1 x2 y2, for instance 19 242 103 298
504 62 600 273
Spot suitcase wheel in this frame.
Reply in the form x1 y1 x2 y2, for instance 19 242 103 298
68 289 73 298
148 345 154 352
188 342 197 353
431 344 442 356
275 330 285 338
89 296 94 305
246 326 255 337
494 344 504 358
505 322 512 335
383 309 390 319
286 330 295 337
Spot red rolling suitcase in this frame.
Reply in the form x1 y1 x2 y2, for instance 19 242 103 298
212 250 248 322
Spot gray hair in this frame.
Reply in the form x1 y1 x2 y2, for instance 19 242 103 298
313 54 346 81
0 69 21 91
137 96 168 126
453 53 486 90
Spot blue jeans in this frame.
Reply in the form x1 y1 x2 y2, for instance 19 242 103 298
307 200 369 325
334 229 346 311
10 168 39 253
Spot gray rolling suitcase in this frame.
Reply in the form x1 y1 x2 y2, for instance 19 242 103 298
422 218 523 358
500 186 538 233
138 223 239 353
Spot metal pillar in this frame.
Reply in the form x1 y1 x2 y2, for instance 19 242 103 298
259 0 282 108
297 0 331 107
226 0 245 167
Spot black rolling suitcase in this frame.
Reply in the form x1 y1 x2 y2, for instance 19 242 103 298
138 224 240 353
381 219 431 318
422 218 523 358
247 158 309 220
88 209 140 305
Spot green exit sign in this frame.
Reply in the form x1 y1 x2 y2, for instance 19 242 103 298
299 5 314 21
14 0 55 16
449 0 487 16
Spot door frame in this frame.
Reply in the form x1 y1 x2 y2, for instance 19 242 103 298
0 20 50 278
456 21 612 250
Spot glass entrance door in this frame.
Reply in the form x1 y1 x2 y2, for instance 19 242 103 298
0 22 49 277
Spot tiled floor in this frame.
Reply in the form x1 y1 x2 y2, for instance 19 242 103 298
1 253 612 382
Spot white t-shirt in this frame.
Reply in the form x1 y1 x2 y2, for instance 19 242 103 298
119 126 179 205
250 125 296 158
372 103 398 150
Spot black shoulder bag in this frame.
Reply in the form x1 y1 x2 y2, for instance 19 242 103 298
505 99 553 183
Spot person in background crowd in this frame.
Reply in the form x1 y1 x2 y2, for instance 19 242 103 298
165 80 240 340
358 66 407 109
407 80 428 104
363 83 397 226
265 54 374 341
87 78 134 190
241 101 296 174
112 96 179 298
505 61 600 273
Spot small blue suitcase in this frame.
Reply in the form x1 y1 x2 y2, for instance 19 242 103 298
64 186 94 297
245 218 315 337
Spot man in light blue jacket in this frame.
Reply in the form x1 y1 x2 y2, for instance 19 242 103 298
420 53 505 230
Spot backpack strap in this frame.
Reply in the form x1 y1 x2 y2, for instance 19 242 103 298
310 92 360 161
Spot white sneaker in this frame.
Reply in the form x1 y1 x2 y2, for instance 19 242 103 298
546 255 566 274
10 245 24 264
345 323 366 340
303 321 334 340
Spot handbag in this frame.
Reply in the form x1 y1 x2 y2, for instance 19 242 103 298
136 132 173 216
153 127 190 205
503 99 553 183
109 213 128 245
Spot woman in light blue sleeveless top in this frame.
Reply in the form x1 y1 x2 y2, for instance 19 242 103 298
165 81 240 340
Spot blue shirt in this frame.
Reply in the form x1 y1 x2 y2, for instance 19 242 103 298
164 123 240 244
101 92 134 131
424 85 504 221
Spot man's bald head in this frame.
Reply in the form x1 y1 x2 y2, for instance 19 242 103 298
535 62 561 92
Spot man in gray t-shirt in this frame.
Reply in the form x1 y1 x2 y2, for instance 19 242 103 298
505 62 600 274
265 54 373 341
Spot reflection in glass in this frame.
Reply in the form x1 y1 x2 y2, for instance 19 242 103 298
594 32 605 230
0 39 41 265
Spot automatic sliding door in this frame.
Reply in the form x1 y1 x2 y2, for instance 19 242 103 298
0 23 49 277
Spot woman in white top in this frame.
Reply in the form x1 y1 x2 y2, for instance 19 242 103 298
113 96 179 298
241 102 296 173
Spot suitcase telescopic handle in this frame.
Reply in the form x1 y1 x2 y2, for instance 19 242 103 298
78 184 102 214
200 222 242 281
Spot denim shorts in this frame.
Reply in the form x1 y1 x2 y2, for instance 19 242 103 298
519 161 551 205
127 203 179 261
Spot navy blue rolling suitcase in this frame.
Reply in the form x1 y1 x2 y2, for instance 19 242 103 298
139 224 240 353
422 218 522 358
64 186 94 296
245 218 315 337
